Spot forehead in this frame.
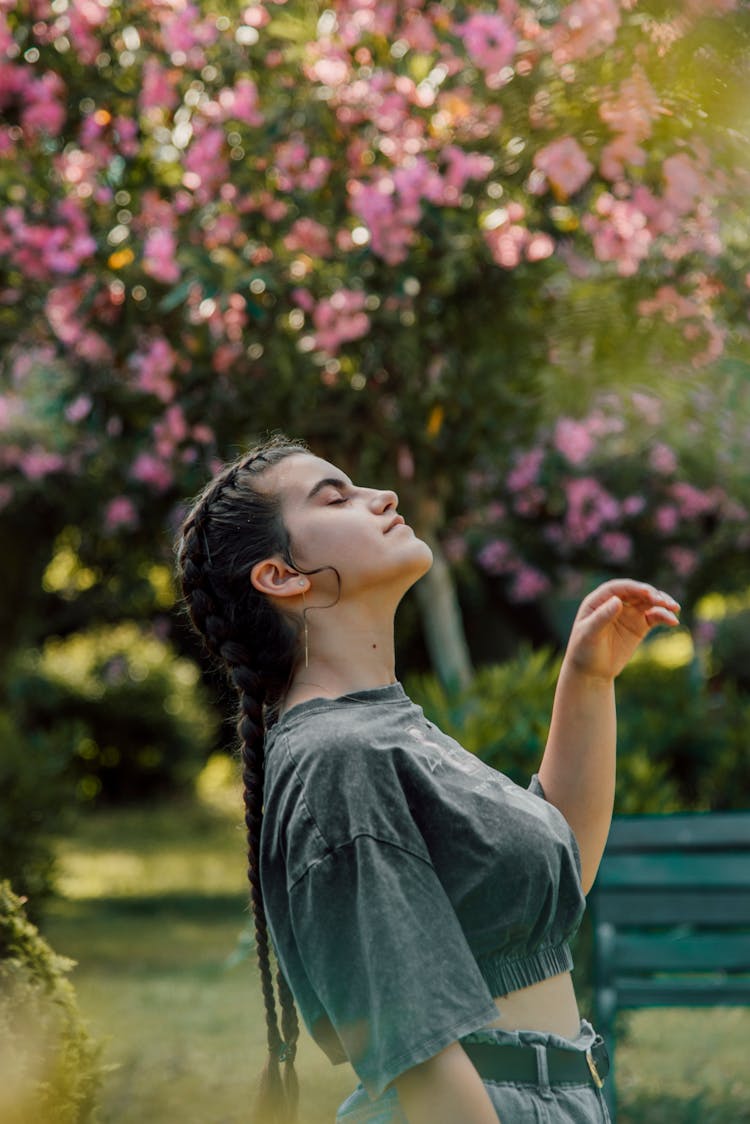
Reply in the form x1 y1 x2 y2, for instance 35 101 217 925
266 453 349 504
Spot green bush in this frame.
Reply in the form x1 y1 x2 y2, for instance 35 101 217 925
0 881 104 1124
406 649 750 813
0 711 76 915
709 608 750 692
8 623 219 805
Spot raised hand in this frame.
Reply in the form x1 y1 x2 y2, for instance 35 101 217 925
564 579 681 682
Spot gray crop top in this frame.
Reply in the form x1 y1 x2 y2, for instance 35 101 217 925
260 682 586 1100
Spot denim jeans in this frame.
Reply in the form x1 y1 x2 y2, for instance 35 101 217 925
334 1019 612 1124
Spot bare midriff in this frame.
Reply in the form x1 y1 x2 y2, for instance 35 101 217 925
485 970 581 1038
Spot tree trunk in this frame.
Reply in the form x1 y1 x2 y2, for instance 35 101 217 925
412 497 474 690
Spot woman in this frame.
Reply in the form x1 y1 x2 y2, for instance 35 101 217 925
176 436 680 1124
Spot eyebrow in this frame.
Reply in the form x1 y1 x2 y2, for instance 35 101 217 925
306 476 352 501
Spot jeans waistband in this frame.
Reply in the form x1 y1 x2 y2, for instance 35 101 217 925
461 1035 610 1088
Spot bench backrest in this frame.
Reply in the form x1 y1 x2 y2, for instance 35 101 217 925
591 810 750 1007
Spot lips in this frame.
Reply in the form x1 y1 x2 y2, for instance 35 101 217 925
385 515 406 533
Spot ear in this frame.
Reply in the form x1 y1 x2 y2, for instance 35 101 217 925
251 557 309 599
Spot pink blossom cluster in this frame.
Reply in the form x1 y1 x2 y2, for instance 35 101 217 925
582 193 653 277
533 137 594 201
457 12 517 84
484 202 554 270
549 0 621 64
0 0 743 540
476 539 551 603
1 200 96 281
311 290 370 354
130 337 178 402
469 391 749 601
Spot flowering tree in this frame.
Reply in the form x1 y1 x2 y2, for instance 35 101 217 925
1 0 748 684
457 381 750 621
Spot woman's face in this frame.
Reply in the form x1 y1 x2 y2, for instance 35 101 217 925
266 453 433 600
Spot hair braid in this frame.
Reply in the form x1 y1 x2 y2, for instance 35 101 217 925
176 439 308 1124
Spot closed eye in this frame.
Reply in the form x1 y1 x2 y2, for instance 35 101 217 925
327 496 349 505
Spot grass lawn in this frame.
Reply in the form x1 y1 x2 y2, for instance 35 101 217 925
43 794 750 1124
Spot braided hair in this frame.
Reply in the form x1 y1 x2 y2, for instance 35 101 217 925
176 436 309 1124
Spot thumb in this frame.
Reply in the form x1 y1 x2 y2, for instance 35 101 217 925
579 594 623 638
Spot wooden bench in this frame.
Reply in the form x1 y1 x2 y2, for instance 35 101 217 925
588 810 750 1120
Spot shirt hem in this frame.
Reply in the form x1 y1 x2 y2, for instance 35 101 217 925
476 942 574 996
359 1002 501 1101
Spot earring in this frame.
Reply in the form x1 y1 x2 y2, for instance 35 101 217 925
300 583 309 668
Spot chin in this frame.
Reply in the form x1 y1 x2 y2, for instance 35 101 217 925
412 539 434 575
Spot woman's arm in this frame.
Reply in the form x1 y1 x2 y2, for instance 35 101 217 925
538 580 680 894
393 1041 500 1124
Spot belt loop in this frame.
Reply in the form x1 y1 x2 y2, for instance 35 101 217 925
533 1044 552 1098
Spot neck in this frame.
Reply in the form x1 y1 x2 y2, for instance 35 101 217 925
284 600 398 709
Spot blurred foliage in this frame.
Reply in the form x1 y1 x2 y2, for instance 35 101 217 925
7 623 219 805
406 645 750 814
709 608 750 693
0 711 75 914
0 881 104 1124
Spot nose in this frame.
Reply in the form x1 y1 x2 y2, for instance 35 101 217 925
369 488 398 513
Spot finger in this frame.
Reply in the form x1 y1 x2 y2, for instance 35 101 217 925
644 607 681 629
596 580 680 612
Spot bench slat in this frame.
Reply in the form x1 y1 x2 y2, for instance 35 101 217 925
596 852 750 888
614 979 750 1007
593 889 750 926
603 932 750 972
605 812 750 852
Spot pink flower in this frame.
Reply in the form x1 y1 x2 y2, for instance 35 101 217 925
477 539 514 575
457 12 516 77
564 477 619 545
599 531 633 563
649 443 677 475
441 147 494 201
130 452 174 492
554 418 594 466
22 72 67 137
131 337 177 402
551 0 621 64
599 67 663 142
666 546 698 578
19 448 66 480
583 195 652 276
65 395 93 423
509 565 551 603
66 0 109 64
662 154 705 216
526 233 555 262
140 59 180 114
654 505 679 534
622 495 646 517
484 202 529 269
183 126 229 203
670 482 715 519
283 218 332 257
192 424 214 445
533 138 593 201
143 228 181 284
312 290 371 354
218 78 264 127
507 448 544 493
160 2 218 57
349 177 416 265
105 496 139 531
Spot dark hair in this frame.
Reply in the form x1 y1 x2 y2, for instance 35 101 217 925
176 436 309 1124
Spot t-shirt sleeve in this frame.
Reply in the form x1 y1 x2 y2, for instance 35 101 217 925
527 772 546 799
288 834 500 1100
